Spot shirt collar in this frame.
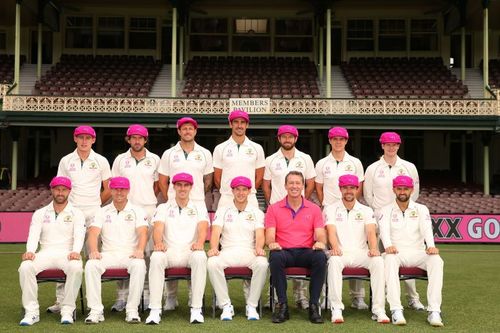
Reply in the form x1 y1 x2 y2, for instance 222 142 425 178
46 201 74 213
279 196 310 208
174 141 201 152
380 155 402 167
329 150 350 162
127 148 151 158
71 148 97 161
392 199 416 212
107 200 133 213
229 136 249 146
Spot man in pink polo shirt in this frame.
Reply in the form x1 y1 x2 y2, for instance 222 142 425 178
265 171 327 324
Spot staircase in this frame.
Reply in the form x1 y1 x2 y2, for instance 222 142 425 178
451 68 486 99
18 64 51 95
149 65 183 98
319 66 353 98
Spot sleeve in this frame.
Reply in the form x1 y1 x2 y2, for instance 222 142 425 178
197 203 210 223
211 207 225 227
304 155 316 179
255 144 266 169
203 149 214 175
72 209 87 253
410 163 420 201
323 206 335 226
158 150 171 176
100 157 112 181
56 157 68 177
364 207 376 225
263 156 272 180
377 207 392 248
153 155 160 181
313 206 325 228
363 164 375 207
264 204 277 228
254 209 265 229
212 144 223 169
135 207 149 228
315 159 324 184
111 155 121 177
355 158 365 182
26 210 43 253
419 205 435 248
89 210 104 229
151 204 166 224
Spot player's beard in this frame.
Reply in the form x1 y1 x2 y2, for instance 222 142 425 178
342 193 355 202
397 194 409 202
131 144 144 153
53 194 68 204
280 142 295 151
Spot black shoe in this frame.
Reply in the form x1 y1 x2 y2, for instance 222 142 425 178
309 303 324 324
272 303 289 323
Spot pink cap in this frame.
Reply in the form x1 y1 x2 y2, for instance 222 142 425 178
49 176 72 189
109 177 130 189
74 125 96 138
277 125 298 137
127 124 148 137
230 176 252 189
176 117 198 129
172 172 194 185
328 127 349 139
228 109 249 123
379 132 401 144
392 175 414 188
338 174 359 187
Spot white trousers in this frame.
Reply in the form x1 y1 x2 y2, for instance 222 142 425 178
149 249 207 309
384 251 444 312
19 251 82 316
85 252 146 314
217 193 258 210
208 248 268 308
327 251 386 314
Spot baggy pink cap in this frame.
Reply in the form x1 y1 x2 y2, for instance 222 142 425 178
228 109 249 123
338 174 359 187
277 125 298 137
127 124 148 137
176 117 198 129
392 175 414 188
109 177 130 189
379 132 401 144
49 176 72 189
74 125 96 138
230 176 252 189
172 172 194 185
328 127 349 139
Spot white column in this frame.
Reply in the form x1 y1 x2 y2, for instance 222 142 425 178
179 25 184 81
34 130 40 178
11 141 18 190
14 1 21 94
319 26 324 82
37 23 42 80
460 27 465 82
483 144 490 195
171 7 177 97
326 9 331 98
461 134 466 183
483 6 489 98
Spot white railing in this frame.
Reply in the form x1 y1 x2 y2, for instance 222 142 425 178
3 94 499 116
0 84 11 98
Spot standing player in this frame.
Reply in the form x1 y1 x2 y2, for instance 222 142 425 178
111 124 160 311
84 177 148 324
158 117 213 310
363 131 424 311
315 126 367 310
145 172 209 324
48 125 111 313
379 176 444 327
213 109 265 209
18 176 85 326
262 124 315 309
324 174 389 324
207 176 268 321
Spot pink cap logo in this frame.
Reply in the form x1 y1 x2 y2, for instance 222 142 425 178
328 127 349 139
338 174 359 187
230 176 252 189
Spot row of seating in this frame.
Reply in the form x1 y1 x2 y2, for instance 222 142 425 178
0 54 26 84
489 59 500 89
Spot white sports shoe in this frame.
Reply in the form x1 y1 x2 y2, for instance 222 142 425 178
427 311 444 327
163 297 179 311
85 312 104 324
408 299 426 311
371 311 390 324
125 311 141 323
46 302 61 313
220 304 234 321
331 308 344 323
60 313 74 324
19 314 40 326
351 297 369 310
246 305 260 320
111 300 127 312
145 309 161 325
190 307 204 324
391 310 407 325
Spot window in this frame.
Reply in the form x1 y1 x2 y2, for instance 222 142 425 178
379 19 406 51
129 17 156 49
190 35 228 52
65 16 93 48
0 32 6 50
275 37 312 52
347 19 374 51
97 17 124 49
234 19 268 34
233 36 270 52
411 19 438 51
275 19 312 35
191 18 227 33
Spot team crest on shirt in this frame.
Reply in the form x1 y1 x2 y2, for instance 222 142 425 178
124 214 135 222
124 159 131 168
186 208 196 217
245 148 254 156
144 159 152 167
168 209 175 218
69 163 76 172
398 168 405 175
391 213 399 222
43 214 51 223
409 210 418 219
377 170 385 178
105 215 112 223
275 163 282 171
324 166 331 176
345 165 353 172
173 154 180 163
88 162 98 170
226 149 233 157
336 212 343 222
295 161 304 169
194 154 202 161
354 212 363 221
245 213 255 222
225 213 234 223
63 215 73 223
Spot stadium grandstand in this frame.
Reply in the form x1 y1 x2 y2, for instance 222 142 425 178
0 0 499 215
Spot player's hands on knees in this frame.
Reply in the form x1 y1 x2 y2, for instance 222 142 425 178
207 248 219 257
68 252 81 260
191 242 204 251
153 243 167 252
312 241 326 251
426 247 439 255
22 252 35 261
368 248 380 257
268 242 282 251
89 251 102 260
130 249 144 259
329 246 342 256
254 247 266 256
385 246 398 254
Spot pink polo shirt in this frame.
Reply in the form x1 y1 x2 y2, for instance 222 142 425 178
265 196 324 249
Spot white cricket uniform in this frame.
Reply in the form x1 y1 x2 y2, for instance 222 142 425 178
207 203 268 308
84 202 148 314
315 152 364 207
18 202 86 316
378 200 443 312
363 156 419 211
213 136 265 208
158 142 213 203
148 200 209 309
324 201 385 313
264 148 316 204
57 149 112 225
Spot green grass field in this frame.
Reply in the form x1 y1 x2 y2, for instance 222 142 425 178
1 243 499 333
